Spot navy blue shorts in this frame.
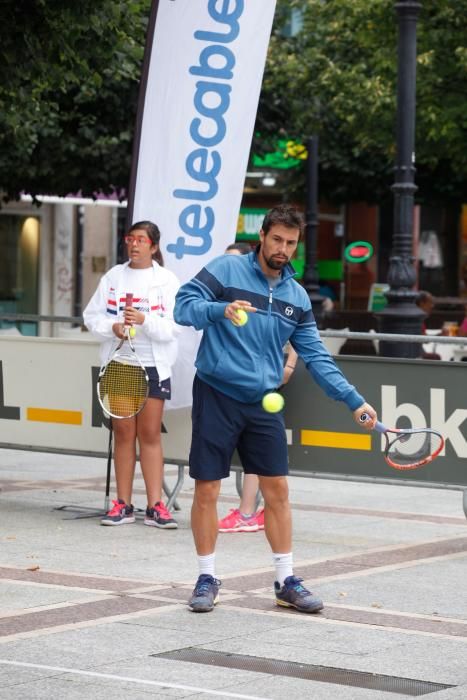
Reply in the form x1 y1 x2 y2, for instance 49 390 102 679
146 366 171 400
189 375 288 481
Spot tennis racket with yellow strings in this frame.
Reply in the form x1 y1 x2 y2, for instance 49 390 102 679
97 293 149 419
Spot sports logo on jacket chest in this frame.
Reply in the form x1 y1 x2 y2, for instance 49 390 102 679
285 306 294 317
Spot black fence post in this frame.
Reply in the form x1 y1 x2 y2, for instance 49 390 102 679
376 0 425 356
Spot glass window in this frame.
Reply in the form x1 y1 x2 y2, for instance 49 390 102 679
0 214 40 335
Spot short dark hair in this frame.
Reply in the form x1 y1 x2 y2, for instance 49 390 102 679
261 204 304 236
225 242 250 254
416 290 433 307
127 220 164 266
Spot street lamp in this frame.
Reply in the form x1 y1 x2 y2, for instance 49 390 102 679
376 0 425 357
302 135 324 324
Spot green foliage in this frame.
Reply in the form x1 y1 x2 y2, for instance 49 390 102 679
416 1 467 199
1 0 466 205
0 0 150 202
256 0 467 204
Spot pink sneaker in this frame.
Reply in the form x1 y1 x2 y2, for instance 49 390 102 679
218 508 259 533
101 499 135 526
144 501 178 529
252 508 264 530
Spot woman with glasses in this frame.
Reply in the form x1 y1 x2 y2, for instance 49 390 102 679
84 221 180 528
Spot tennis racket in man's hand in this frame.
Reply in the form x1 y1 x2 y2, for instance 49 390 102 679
97 293 149 419
359 413 444 471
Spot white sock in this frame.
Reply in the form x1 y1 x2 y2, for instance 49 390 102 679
273 552 293 587
198 553 216 578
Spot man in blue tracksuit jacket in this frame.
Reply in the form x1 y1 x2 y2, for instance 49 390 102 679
174 204 377 614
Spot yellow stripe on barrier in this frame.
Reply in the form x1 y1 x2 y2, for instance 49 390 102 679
301 429 372 451
27 408 82 425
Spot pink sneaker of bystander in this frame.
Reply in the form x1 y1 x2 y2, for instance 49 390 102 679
218 508 260 533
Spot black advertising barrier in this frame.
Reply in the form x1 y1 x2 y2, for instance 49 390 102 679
280 356 467 487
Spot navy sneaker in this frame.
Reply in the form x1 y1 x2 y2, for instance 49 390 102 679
101 499 135 526
274 575 323 613
144 501 178 529
188 574 221 612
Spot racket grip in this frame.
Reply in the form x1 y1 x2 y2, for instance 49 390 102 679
359 413 386 433
123 293 134 337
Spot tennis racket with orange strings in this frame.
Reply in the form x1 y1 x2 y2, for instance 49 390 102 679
360 413 444 471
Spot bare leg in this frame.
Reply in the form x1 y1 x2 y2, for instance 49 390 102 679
258 475 292 552
112 417 137 504
239 473 260 514
192 480 222 555
137 397 165 506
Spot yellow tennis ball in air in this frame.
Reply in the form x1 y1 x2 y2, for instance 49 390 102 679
129 327 136 338
232 309 248 326
262 392 284 413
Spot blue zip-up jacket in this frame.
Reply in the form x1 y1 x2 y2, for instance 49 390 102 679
174 250 364 409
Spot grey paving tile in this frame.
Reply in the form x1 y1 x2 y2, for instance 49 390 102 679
0 447 466 700
0 675 183 699
0 581 107 613
434 686 467 700
317 556 467 619
0 665 58 687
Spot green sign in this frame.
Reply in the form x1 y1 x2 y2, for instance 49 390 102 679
344 241 374 263
253 139 307 170
368 283 389 311
317 260 343 280
236 208 267 240
288 240 343 281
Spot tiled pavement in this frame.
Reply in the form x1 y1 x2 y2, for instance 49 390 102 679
1 449 467 699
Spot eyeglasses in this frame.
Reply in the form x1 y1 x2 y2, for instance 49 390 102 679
124 235 152 245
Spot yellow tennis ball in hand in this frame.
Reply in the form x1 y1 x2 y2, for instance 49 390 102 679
232 309 248 326
262 392 284 413
129 327 136 338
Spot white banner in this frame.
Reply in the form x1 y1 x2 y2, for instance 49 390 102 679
128 0 277 408
130 0 277 280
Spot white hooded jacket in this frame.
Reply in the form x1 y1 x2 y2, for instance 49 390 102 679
83 261 180 381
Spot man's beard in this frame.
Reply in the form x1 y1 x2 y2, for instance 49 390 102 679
265 254 288 271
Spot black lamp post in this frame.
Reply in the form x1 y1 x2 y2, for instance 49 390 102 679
302 135 324 324
377 0 425 357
